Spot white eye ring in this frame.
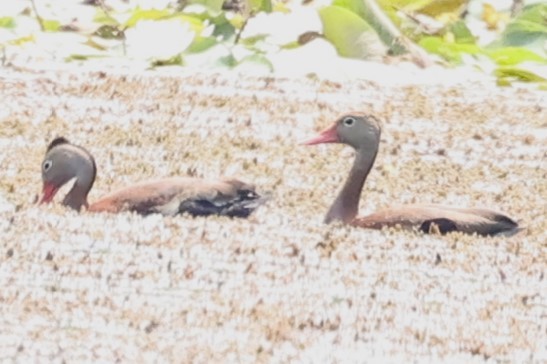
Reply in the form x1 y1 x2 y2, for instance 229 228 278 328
343 117 355 127
43 160 53 172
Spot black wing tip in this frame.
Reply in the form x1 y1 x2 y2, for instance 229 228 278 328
488 213 520 236
420 218 458 235
493 214 519 228
47 136 71 151
420 215 521 237
179 190 268 219
178 201 257 218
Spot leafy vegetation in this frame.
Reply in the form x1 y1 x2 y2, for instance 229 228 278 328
0 0 545 86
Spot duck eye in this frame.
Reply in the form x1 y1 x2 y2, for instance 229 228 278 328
343 117 355 127
43 160 53 172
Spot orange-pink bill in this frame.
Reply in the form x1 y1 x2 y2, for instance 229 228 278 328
40 183 58 204
301 124 339 145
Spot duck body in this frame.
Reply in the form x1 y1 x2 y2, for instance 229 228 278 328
355 204 518 236
39 137 264 218
303 113 519 236
88 176 261 218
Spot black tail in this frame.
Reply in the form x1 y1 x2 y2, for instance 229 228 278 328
420 215 520 236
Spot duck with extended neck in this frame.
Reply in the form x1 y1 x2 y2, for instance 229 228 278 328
39 137 264 217
303 113 519 236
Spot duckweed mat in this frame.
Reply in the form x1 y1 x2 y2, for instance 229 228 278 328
0 65 545 362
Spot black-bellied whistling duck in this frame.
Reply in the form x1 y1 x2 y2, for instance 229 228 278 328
303 113 519 236
39 137 264 217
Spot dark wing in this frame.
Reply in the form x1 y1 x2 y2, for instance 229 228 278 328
90 177 266 218
178 188 265 218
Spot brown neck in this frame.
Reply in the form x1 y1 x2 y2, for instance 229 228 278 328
325 147 377 223
62 180 91 211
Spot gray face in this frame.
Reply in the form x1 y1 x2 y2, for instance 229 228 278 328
335 114 381 150
41 148 77 189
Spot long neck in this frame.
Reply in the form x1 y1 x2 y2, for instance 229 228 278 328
62 156 96 211
325 147 377 224
63 180 91 211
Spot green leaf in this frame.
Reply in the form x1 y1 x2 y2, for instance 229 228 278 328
495 66 547 84
319 5 384 59
168 14 206 33
8 34 35 46
151 54 184 67
43 19 61 32
211 22 235 41
93 25 125 39
332 0 368 20
494 3 547 56
240 34 269 47
0 17 16 29
65 54 108 61
185 36 217 53
236 54 274 72
247 0 272 13
93 8 120 26
217 54 237 68
83 37 109 51
419 36 481 63
486 47 546 66
124 8 172 27
331 0 401 51
448 20 475 44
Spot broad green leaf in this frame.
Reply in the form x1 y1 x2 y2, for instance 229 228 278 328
240 34 269 47
213 24 235 41
227 13 245 30
509 3 547 27
247 0 272 14
418 0 466 18
217 54 237 68
0 17 15 29
272 2 290 13
331 0 397 49
43 19 61 31
495 66 547 84
486 47 545 66
124 8 172 27
235 54 274 72
376 0 430 12
319 5 384 59
8 34 35 46
419 36 481 63
280 41 300 50
494 3 547 56
185 36 217 53
377 0 465 17
448 20 474 44
332 0 368 21
167 14 205 33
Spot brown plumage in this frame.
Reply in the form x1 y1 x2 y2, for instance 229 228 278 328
39 137 264 218
303 113 519 236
